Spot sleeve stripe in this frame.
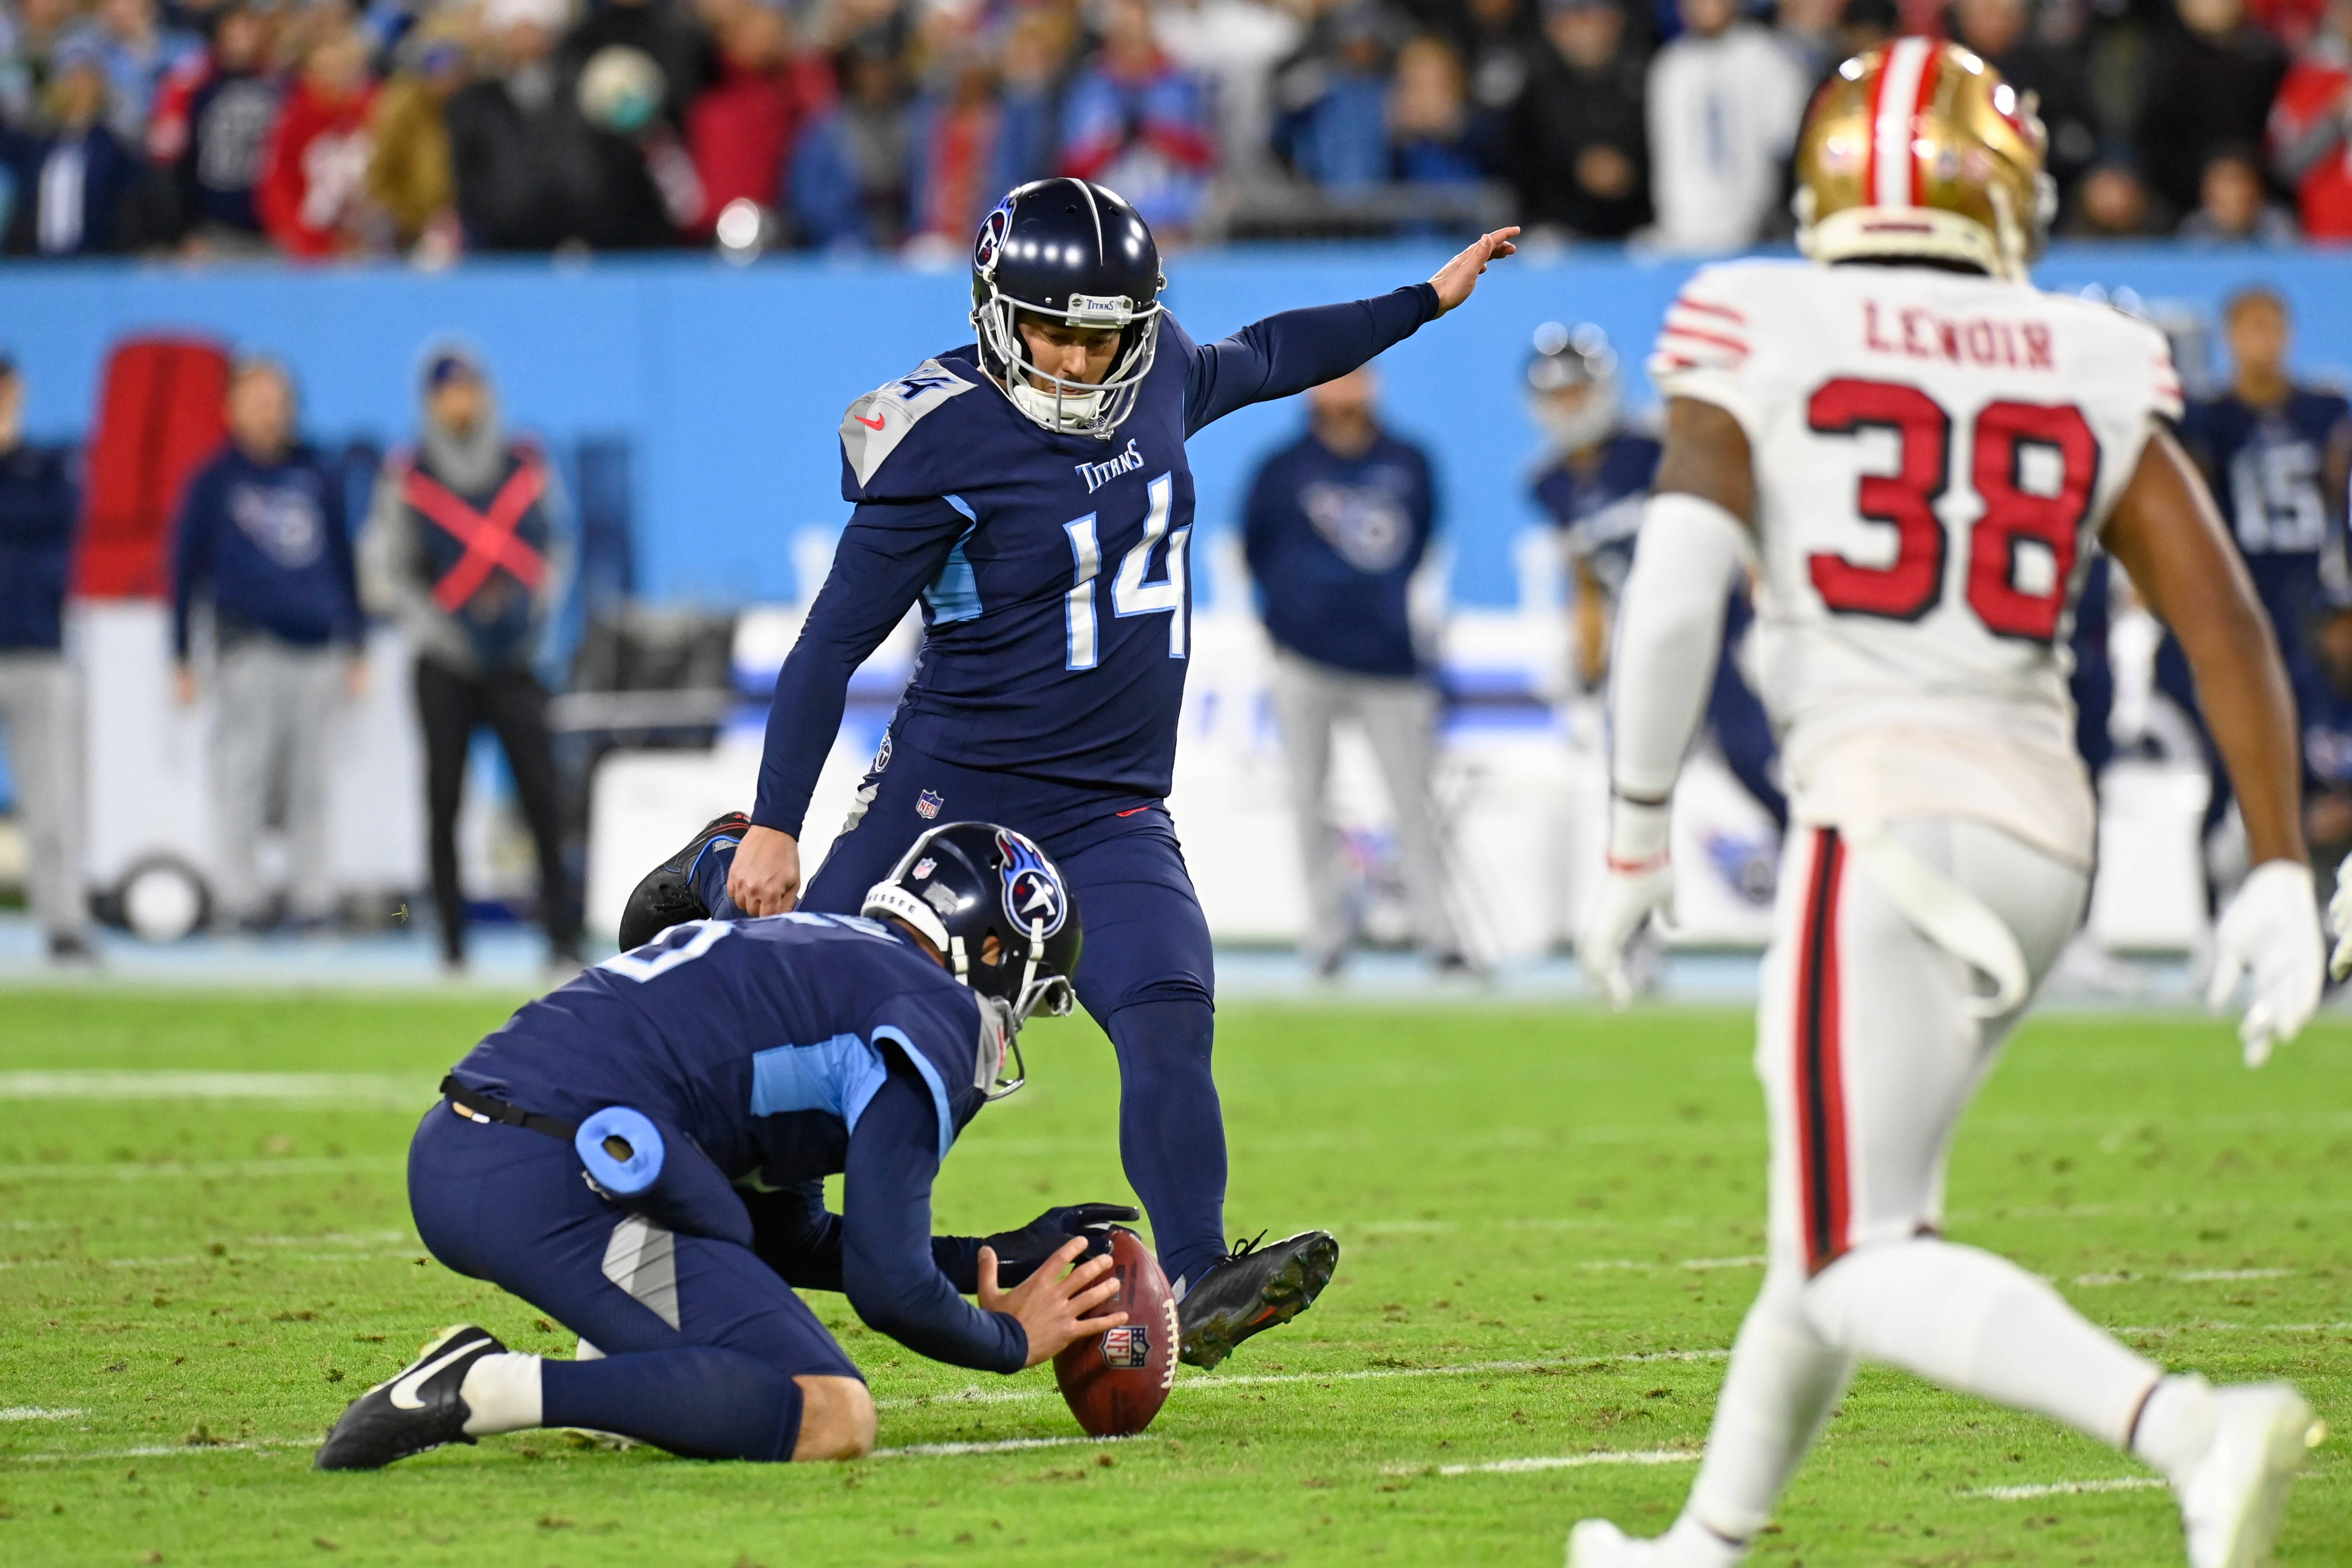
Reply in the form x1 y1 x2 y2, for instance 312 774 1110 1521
1650 353 1702 373
1671 297 1746 325
1660 322 1749 357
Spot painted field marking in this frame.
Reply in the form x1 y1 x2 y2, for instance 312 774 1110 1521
0 1157 406 1183
0 1071 433 1106
0 1408 83 1421
1962 1476 2168 1500
5 1438 314 1464
2076 1269 2295 1287
1387 1448 1700 1477
873 1435 1154 1459
879 1350 1733 1411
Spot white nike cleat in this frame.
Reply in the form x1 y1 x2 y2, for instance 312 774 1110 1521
315 1323 506 1470
2177 1383 2324 1568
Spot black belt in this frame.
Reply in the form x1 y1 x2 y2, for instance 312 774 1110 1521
441 1076 579 1142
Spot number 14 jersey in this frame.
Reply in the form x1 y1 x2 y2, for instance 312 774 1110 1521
1650 258 2183 866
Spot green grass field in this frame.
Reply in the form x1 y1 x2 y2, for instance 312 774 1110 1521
0 989 2345 1567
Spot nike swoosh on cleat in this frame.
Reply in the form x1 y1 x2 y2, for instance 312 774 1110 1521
387 1340 480 1411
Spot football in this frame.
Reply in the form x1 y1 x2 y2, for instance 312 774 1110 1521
1051 1227 1178 1437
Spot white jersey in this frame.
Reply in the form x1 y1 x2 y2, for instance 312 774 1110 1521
1650 258 2184 866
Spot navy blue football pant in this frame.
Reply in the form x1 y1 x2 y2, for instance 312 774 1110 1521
408 1102 858 1461
787 743 1230 1293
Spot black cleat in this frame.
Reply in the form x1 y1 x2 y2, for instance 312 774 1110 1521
618 811 751 950
1176 1230 1339 1370
315 1324 504 1470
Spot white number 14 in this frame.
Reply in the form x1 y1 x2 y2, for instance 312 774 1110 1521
1064 472 1188 670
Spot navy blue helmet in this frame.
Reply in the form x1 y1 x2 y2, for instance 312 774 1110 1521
862 820 1082 1081
970 177 1165 441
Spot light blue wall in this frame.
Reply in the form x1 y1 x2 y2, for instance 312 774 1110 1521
6 243 2350 608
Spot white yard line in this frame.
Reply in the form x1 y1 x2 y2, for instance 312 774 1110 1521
1962 1476 2168 1500
1387 1448 1701 1477
0 1157 405 1183
5 1438 315 1464
872 1435 1154 1459
2076 1269 2295 1287
0 1408 83 1421
0 1071 433 1106
879 1350 1732 1411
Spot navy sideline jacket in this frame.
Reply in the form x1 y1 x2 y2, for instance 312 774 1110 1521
0 442 78 653
1243 426 1436 678
171 444 362 660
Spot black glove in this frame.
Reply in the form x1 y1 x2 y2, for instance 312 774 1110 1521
980 1202 1141 1287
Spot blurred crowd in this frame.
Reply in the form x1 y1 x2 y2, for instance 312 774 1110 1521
2 0 2351 259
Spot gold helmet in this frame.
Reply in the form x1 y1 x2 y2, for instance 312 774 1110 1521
1794 38 2056 280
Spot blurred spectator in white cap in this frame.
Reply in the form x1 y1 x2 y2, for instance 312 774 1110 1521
1156 0 1301 179
0 355 95 964
1644 0 1807 253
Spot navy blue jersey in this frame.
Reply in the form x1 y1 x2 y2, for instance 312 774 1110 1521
1530 430 1661 596
2305 677 2352 792
452 913 989 1184
2180 388 2352 666
1242 427 1436 678
752 285 1442 836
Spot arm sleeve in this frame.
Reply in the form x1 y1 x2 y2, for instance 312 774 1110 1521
1183 284 1440 436
170 471 210 662
841 1063 1029 1374
1607 492 1747 803
750 496 969 836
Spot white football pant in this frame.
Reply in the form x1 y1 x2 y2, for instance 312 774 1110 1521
1682 817 2168 1544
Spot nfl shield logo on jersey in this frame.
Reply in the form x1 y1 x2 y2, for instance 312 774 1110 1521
916 790 943 819
1102 1325 1150 1369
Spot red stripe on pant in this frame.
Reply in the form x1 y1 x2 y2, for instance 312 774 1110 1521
1793 827 1851 1274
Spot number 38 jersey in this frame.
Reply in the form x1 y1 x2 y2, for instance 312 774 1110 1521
1650 258 2183 865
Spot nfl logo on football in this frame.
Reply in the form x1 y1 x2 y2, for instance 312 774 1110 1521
1102 1326 1150 1370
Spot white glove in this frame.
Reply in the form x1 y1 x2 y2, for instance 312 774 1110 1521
2327 852 2352 982
1580 798 1674 1010
2207 860 2323 1068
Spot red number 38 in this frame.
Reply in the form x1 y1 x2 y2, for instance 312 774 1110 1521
1804 377 2101 644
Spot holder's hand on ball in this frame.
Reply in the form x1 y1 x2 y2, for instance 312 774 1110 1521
980 1238 1127 1369
983 1202 1142 1286
727 825 803 916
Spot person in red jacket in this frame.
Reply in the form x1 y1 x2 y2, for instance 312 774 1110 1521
256 22 378 257
2271 0 2352 238
686 0 830 237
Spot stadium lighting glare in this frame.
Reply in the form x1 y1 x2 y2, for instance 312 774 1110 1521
716 200 768 264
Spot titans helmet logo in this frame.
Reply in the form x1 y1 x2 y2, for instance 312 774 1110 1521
996 829 1068 936
974 201 1013 278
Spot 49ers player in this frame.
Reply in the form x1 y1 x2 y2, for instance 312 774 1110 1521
1572 39 2325 1568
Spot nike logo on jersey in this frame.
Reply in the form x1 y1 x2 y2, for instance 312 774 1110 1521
854 413 886 430
387 1338 482 1410
1075 436 1146 494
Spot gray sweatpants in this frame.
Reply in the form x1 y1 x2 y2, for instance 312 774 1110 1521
1266 647 1461 964
0 651 88 941
209 637 344 924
